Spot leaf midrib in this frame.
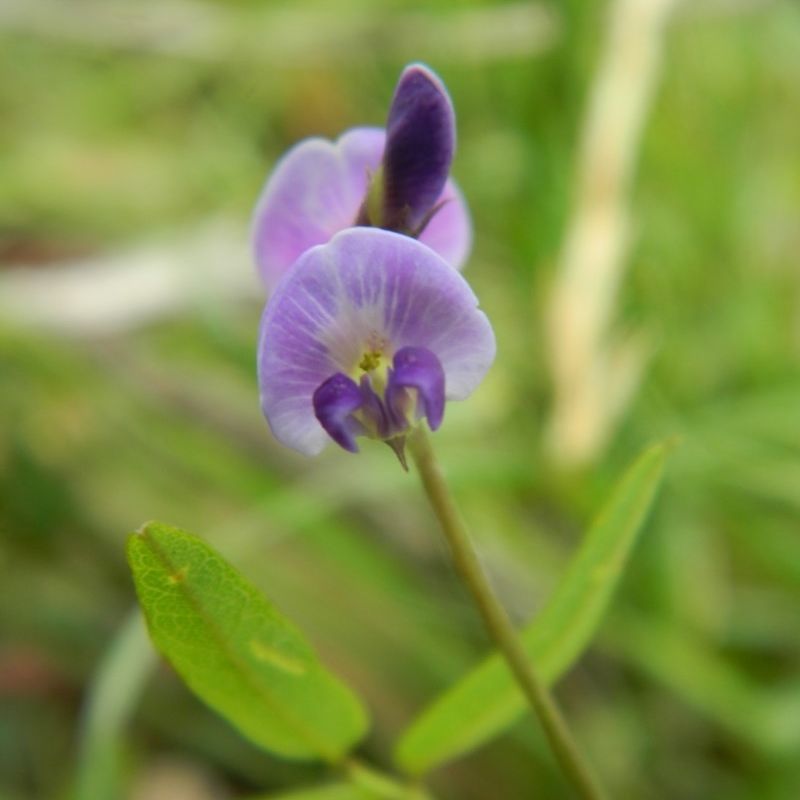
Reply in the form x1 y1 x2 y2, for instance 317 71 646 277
136 527 351 762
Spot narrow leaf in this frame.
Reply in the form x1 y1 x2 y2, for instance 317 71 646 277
127 522 368 762
609 612 800 756
75 610 156 800
396 441 670 774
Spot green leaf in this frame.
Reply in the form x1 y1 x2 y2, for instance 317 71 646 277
245 784 380 800
127 521 369 762
75 609 157 800
395 441 670 774
609 612 800 756
243 760 436 800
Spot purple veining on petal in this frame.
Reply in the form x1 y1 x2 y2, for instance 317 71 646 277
258 228 495 456
312 372 367 452
386 347 446 432
381 64 455 235
252 128 384 291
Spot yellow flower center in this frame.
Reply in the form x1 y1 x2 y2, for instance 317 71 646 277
354 337 392 396
358 350 383 373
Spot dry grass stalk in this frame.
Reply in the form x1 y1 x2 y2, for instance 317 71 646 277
545 0 680 467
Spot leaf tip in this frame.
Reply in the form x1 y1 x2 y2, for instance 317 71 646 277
134 520 162 538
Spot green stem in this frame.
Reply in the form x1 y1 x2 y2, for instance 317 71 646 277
344 758 433 800
407 426 607 800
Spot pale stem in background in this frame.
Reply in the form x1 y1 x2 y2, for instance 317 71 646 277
545 0 679 468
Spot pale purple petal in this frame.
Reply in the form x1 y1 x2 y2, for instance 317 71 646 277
252 127 384 291
252 128 472 291
419 179 472 273
258 228 495 455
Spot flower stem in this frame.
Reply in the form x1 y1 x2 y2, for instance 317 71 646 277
407 426 607 800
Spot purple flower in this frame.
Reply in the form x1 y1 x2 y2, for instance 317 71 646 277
257 228 495 458
252 64 471 291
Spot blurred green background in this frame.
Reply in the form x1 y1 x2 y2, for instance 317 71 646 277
1 0 799 798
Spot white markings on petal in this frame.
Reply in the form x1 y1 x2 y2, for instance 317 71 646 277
258 228 495 456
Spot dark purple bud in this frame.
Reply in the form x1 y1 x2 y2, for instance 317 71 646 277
381 64 455 236
386 347 446 432
312 373 367 453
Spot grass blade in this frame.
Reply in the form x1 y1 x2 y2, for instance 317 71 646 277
396 441 670 774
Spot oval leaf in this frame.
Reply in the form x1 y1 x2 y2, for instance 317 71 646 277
127 521 369 762
395 441 670 774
